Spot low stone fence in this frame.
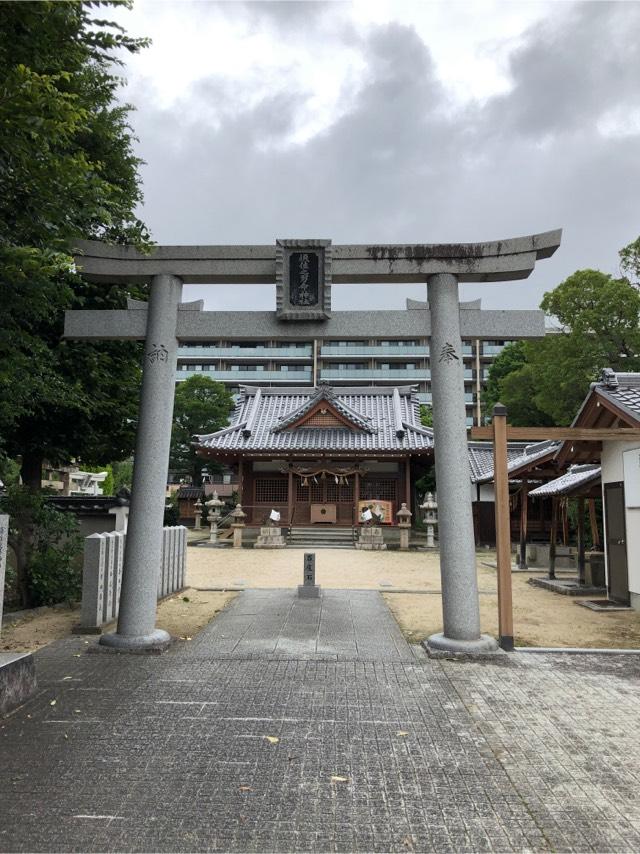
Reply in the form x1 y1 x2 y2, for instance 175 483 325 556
79 525 187 632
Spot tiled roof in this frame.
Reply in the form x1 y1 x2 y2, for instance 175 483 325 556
529 464 601 498
469 440 560 484
196 385 434 454
177 487 203 499
594 371 640 424
273 384 374 433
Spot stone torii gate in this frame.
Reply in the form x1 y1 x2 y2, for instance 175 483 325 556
65 230 561 653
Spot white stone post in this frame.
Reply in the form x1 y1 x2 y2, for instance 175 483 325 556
0 515 9 636
427 273 497 653
100 274 183 651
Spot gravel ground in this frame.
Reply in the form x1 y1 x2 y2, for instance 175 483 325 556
188 546 640 649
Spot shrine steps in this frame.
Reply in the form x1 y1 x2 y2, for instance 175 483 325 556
288 527 355 549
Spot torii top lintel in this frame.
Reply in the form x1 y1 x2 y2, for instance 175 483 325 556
73 229 561 285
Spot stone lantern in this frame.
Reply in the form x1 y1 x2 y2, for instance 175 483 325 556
396 502 413 551
420 492 438 549
193 497 203 530
230 503 246 549
205 490 224 545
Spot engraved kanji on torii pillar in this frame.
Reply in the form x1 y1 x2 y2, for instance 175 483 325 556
66 230 561 653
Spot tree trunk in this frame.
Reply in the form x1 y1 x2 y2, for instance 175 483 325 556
20 453 43 492
9 532 33 609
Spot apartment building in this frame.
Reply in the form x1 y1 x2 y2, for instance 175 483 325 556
175 298 544 426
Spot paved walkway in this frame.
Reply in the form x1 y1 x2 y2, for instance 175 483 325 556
190 589 414 661
2 589 640 852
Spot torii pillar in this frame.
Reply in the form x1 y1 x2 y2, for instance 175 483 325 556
66 230 561 653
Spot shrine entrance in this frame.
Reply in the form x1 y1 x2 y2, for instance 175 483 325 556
295 476 355 525
65 230 561 654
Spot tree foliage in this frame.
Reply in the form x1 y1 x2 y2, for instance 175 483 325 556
170 377 235 485
482 342 553 426
419 404 433 427
0 2 150 606
620 236 640 283
0 1 151 487
484 261 640 426
0 487 82 608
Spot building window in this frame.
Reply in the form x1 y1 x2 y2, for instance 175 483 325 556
279 365 307 372
361 479 398 503
255 478 288 503
379 363 417 371
335 363 367 370
327 340 364 347
379 340 418 347
230 365 265 372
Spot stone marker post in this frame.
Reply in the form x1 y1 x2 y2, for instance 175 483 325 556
0 515 8 636
298 552 320 598
100 274 183 652
426 273 497 654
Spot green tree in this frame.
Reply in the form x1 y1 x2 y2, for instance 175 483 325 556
483 342 553 426
620 236 640 283
482 266 640 426
0 487 82 608
110 458 134 493
0 1 151 488
170 377 235 485
0 2 150 607
419 404 433 427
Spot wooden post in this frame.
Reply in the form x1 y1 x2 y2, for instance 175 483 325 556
287 466 294 527
405 458 411 513
577 496 586 586
588 498 600 549
518 481 528 569
354 470 360 526
492 403 514 651
238 458 244 503
549 497 558 580
562 498 569 546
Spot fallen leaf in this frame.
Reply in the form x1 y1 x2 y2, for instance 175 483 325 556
64 734 68 740
74 709 81 714
27 714 32 719
330 775 348 783
263 736 279 744
396 731 409 737
238 786 252 792
50 699 57 706
73 654 82 658
63 676 73 681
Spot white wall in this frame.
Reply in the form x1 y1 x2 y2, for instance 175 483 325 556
601 441 640 610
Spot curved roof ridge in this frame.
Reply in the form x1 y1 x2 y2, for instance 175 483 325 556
272 384 375 433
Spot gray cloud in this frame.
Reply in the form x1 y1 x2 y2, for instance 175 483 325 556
485 1 640 138
127 1 640 313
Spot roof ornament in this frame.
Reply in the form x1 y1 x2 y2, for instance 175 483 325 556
600 368 619 388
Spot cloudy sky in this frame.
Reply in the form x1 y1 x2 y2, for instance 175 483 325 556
111 0 640 313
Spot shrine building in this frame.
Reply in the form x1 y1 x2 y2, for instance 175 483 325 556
195 383 434 526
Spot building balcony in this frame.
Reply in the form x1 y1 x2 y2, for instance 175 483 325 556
177 346 312 360
321 345 429 358
319 368 428 381
176 369 313 383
